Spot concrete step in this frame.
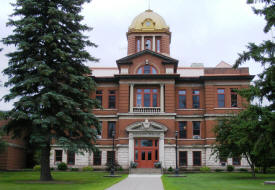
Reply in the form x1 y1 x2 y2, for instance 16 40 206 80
130 168 162 174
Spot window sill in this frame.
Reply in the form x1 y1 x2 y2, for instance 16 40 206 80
214 107 243 110
176 109 205 111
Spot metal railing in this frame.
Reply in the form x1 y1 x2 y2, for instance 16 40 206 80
133 107 161 113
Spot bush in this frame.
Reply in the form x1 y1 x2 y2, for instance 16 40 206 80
254 167 260 173
239 168 248 172
168 166 173 172
33 165 41 171
82 166 93 171
154 162 161 168
215 168 224 172
57 162 68 171
130 161 138 168
70 167 79 171
200 166 211 172
227 165 234 172
266 167 275 174
106 161 122 171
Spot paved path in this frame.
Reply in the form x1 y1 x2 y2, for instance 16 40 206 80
106 174 164 190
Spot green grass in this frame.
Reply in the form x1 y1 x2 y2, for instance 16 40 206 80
0 171 127 190
162 173 275 190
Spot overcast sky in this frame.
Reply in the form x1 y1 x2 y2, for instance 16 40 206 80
0 0 272 110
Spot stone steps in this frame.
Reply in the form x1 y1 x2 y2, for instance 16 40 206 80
130 168 162 174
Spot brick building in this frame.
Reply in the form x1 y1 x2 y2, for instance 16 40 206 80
50 9 253 170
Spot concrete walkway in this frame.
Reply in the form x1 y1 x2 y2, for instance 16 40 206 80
106 174 164 190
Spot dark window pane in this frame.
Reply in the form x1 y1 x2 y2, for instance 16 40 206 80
179 121 187 138
55 150 62 162
96 90 102 94
233 157 241 165
109 90 115 94
193 121 200 136
108 95 116 108
231 89 238 107
155 140 158 147
218 94 225 107
135 150 138 160
193 96 200 108
148 152 152 160
107 151 115 164
141 140 153 147
93 151 101 165
193 151 201 166
144 65 151 73
155 150 158 160
67 151 75 165
153 94 157 107
96 96 102 107
144 94 151 107
142 151 145 160
135 140 138 147
179 96 186 109
179 151 187 166
108 122 116 138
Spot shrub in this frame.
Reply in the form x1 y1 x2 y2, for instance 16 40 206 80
200 166 211 172
106 161 122 171
70 167 79 171
33 165 41 171
130 161 138 168
168 166 173 172
154 162 161 168
82 166 93 171
58 162 68 171
267 167 275 174
215 168 224 172
254 167 260 173
239 168 248 172
227 165 234 172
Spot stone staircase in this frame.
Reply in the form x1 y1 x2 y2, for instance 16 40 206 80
130 168 162 174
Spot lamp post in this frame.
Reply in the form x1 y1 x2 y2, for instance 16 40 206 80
175 130 179 176
110 130 115 176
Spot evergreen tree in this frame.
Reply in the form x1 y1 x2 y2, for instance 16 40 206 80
2 0 100 181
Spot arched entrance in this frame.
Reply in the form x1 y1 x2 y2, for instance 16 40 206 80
126 119 167 168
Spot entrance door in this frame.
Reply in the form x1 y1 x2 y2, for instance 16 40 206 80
134 139 159 168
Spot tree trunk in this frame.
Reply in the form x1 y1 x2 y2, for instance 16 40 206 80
40 144 53 181
251 164 256 178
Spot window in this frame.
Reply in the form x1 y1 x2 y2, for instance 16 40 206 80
93 151 101 165
193 151 201 166
179 151 187 166
67 151 75 165
220 157 227 166
137 65 157 74
192 90 200 108
156 39 160 52
178 90 186 109
217 89 225 107
96 121 102 139
231 89 238 107
233 157 241 166
141 140 153 147
107 121 116 138
145 39 151 49
96 90 102 108
136 39 141 52
136 89 158 107
108 90 116 109
193 121 200 136
107 151 115 164
55 150 62 162
179 121 187 139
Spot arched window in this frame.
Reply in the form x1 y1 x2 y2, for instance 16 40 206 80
137 65 157 74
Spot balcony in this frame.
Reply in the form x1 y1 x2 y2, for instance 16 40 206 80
133 107 161 113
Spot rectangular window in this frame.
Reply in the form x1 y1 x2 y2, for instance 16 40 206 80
55 150 63 162
179 121 187 139
145 39 152 50
96 90 102 108
157 39 161 52
136 89 158 107
193 121 200 136
231 89 238 107
107 121 116 138
193 151 201 166
108 90 116 109
107 151 115 164
178 90 186 109
93 151 101 165
96 121 102 139
233 157 241 166
179 151 187 166
67 151 75 165
192 90 200 108
217 89 225 107
137 38 141 52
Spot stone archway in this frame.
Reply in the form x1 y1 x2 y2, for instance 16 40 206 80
126 119 168 168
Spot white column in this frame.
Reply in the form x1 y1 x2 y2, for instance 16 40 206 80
128 134 134 166
159 134 165 168
152 35 156 51
141 35 144 50
130 83 134 112
160 84 164 112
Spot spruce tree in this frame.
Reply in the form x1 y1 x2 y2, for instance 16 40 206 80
2 0 100 181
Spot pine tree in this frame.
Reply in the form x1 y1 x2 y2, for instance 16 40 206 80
2 0 100 181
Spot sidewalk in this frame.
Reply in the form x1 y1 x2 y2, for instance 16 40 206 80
106 174 164 190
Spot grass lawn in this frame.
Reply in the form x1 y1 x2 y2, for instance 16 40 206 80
0 171 127 190
162 173 275 190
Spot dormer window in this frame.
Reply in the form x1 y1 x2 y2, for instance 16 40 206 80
137 65 157 74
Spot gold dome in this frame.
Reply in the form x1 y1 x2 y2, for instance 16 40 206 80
129 9 169 33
